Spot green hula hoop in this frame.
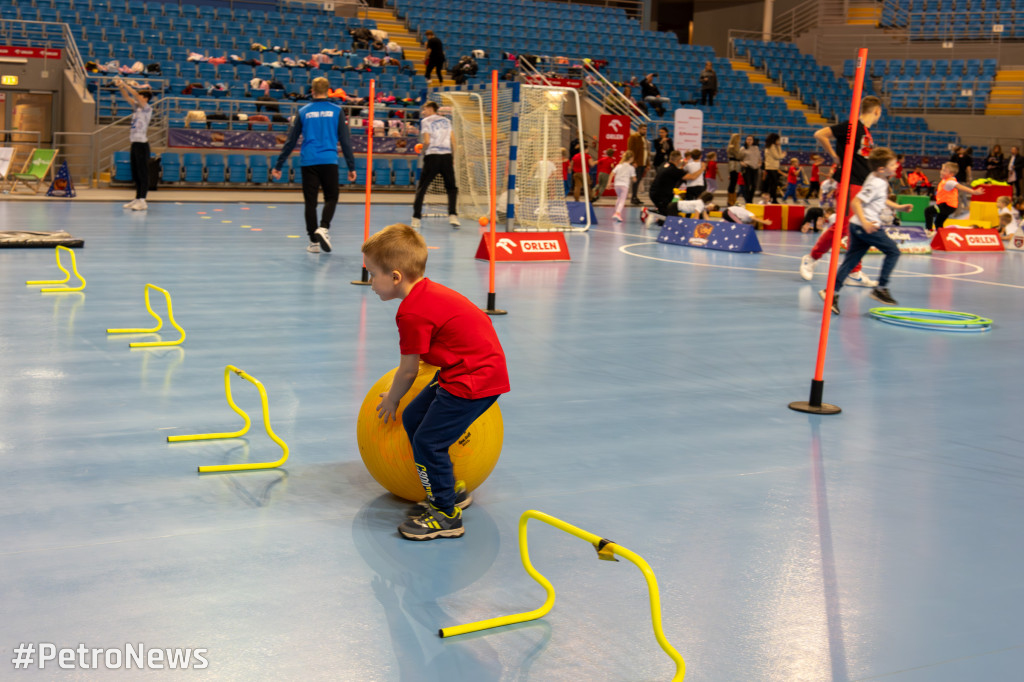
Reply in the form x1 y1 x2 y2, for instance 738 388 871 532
869 307 993 331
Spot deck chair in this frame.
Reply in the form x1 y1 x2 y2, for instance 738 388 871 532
0 147 16 187
8 149 60 194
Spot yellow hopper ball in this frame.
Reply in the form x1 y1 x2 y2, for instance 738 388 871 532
356 363 504 502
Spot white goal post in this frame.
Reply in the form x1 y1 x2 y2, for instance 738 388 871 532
419 79 590 231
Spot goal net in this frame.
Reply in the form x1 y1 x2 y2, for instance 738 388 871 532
420 81 584 231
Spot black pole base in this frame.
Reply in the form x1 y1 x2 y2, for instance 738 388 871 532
789 379 841 415
351 267 371 286
789 400 842 415
482 292 507 315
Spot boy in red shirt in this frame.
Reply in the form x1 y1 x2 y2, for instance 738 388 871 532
592 149 616 203
704 151 719 193
363 224 510 540
808 154 823 199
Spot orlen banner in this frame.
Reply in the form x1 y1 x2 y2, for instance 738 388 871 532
930 228 1005 252
673 108 703 152
598 115 630 195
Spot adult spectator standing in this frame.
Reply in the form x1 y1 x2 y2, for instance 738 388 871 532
726 133 742 205
627 124 650 205
652 126 674 167
114 78 154 211
951 146 973 183
411 101 460 228
986 144 1005 180
640 74 669 117
424 30 446 85
1006 145 1024 196
570 144 594 202
272 76 357 253
763 133 784 202
739 134 761 203
699 61 718 106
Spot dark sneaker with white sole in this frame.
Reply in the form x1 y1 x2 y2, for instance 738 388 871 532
870 287 898 305
398 505 464 540
819 289 840 315
314 226 332 252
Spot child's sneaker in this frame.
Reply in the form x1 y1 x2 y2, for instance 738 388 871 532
411 481 472 515
448 214 461 228
398 505 464 540
818 289 840 314
131 198 148 211
844 271 877 287
870 287 898 305
307 242 321 253
799 254 815 280
314 226 332 252
123 198 139 209
640 206 649 223
612 213 622 222
644 212 660 229
410 217 422 229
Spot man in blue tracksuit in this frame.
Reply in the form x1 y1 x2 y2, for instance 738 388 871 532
272 77 357 253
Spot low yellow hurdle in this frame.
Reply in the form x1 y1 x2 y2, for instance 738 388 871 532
106 283 185 348
439 509 686 681
168 365 290 474
26 245 86 293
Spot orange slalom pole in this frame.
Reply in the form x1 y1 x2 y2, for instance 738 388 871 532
789 48 868 416
484 69 506 315
352 78 375 286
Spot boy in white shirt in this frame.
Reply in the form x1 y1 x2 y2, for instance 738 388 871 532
820 147 913 314
819 168 838 209
611 150 636 222
722 203 773 228
682 149 706 199
673 190 716 219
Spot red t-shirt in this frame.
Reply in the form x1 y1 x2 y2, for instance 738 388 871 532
397 279 510 399
810 163 820 182
787 166 799 184
596 156 615 174
570 153 592 173
561 159 569 180
705 160 717 178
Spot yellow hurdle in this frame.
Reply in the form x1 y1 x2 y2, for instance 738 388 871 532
439 509 686 680
26 245 86 293
168 365 290 473
106 283 186 347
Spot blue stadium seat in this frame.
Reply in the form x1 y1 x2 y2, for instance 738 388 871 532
113 151 132 182
160 152 180 183
227 155 249 183
182 153 204 183
205 155 226 183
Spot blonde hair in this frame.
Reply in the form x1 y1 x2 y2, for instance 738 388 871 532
706 151 717 160
727 133 741 156
362 224 428 280
311 77 329 96
941 162 959 176
997 195 1011 207
620 150 634 164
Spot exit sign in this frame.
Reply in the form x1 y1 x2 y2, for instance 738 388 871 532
1 75 17 85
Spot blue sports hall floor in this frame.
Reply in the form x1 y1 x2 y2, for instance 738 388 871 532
1 197 1022 681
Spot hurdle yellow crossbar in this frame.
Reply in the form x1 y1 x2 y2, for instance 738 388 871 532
26 245 86 293
106 283 185 347
439 509 686 681
168 365 290 473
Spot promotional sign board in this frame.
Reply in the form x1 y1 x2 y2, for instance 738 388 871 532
930 227 1005 252
673 108 703 152
474 232 571 261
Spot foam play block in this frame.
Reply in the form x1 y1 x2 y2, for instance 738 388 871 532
761 204 784 230
897 194 930 222
783 204 806 231
658 217 762 252
969 201 1000 226
946 218 992 230
931 227 1004 251
974 184 1012 203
